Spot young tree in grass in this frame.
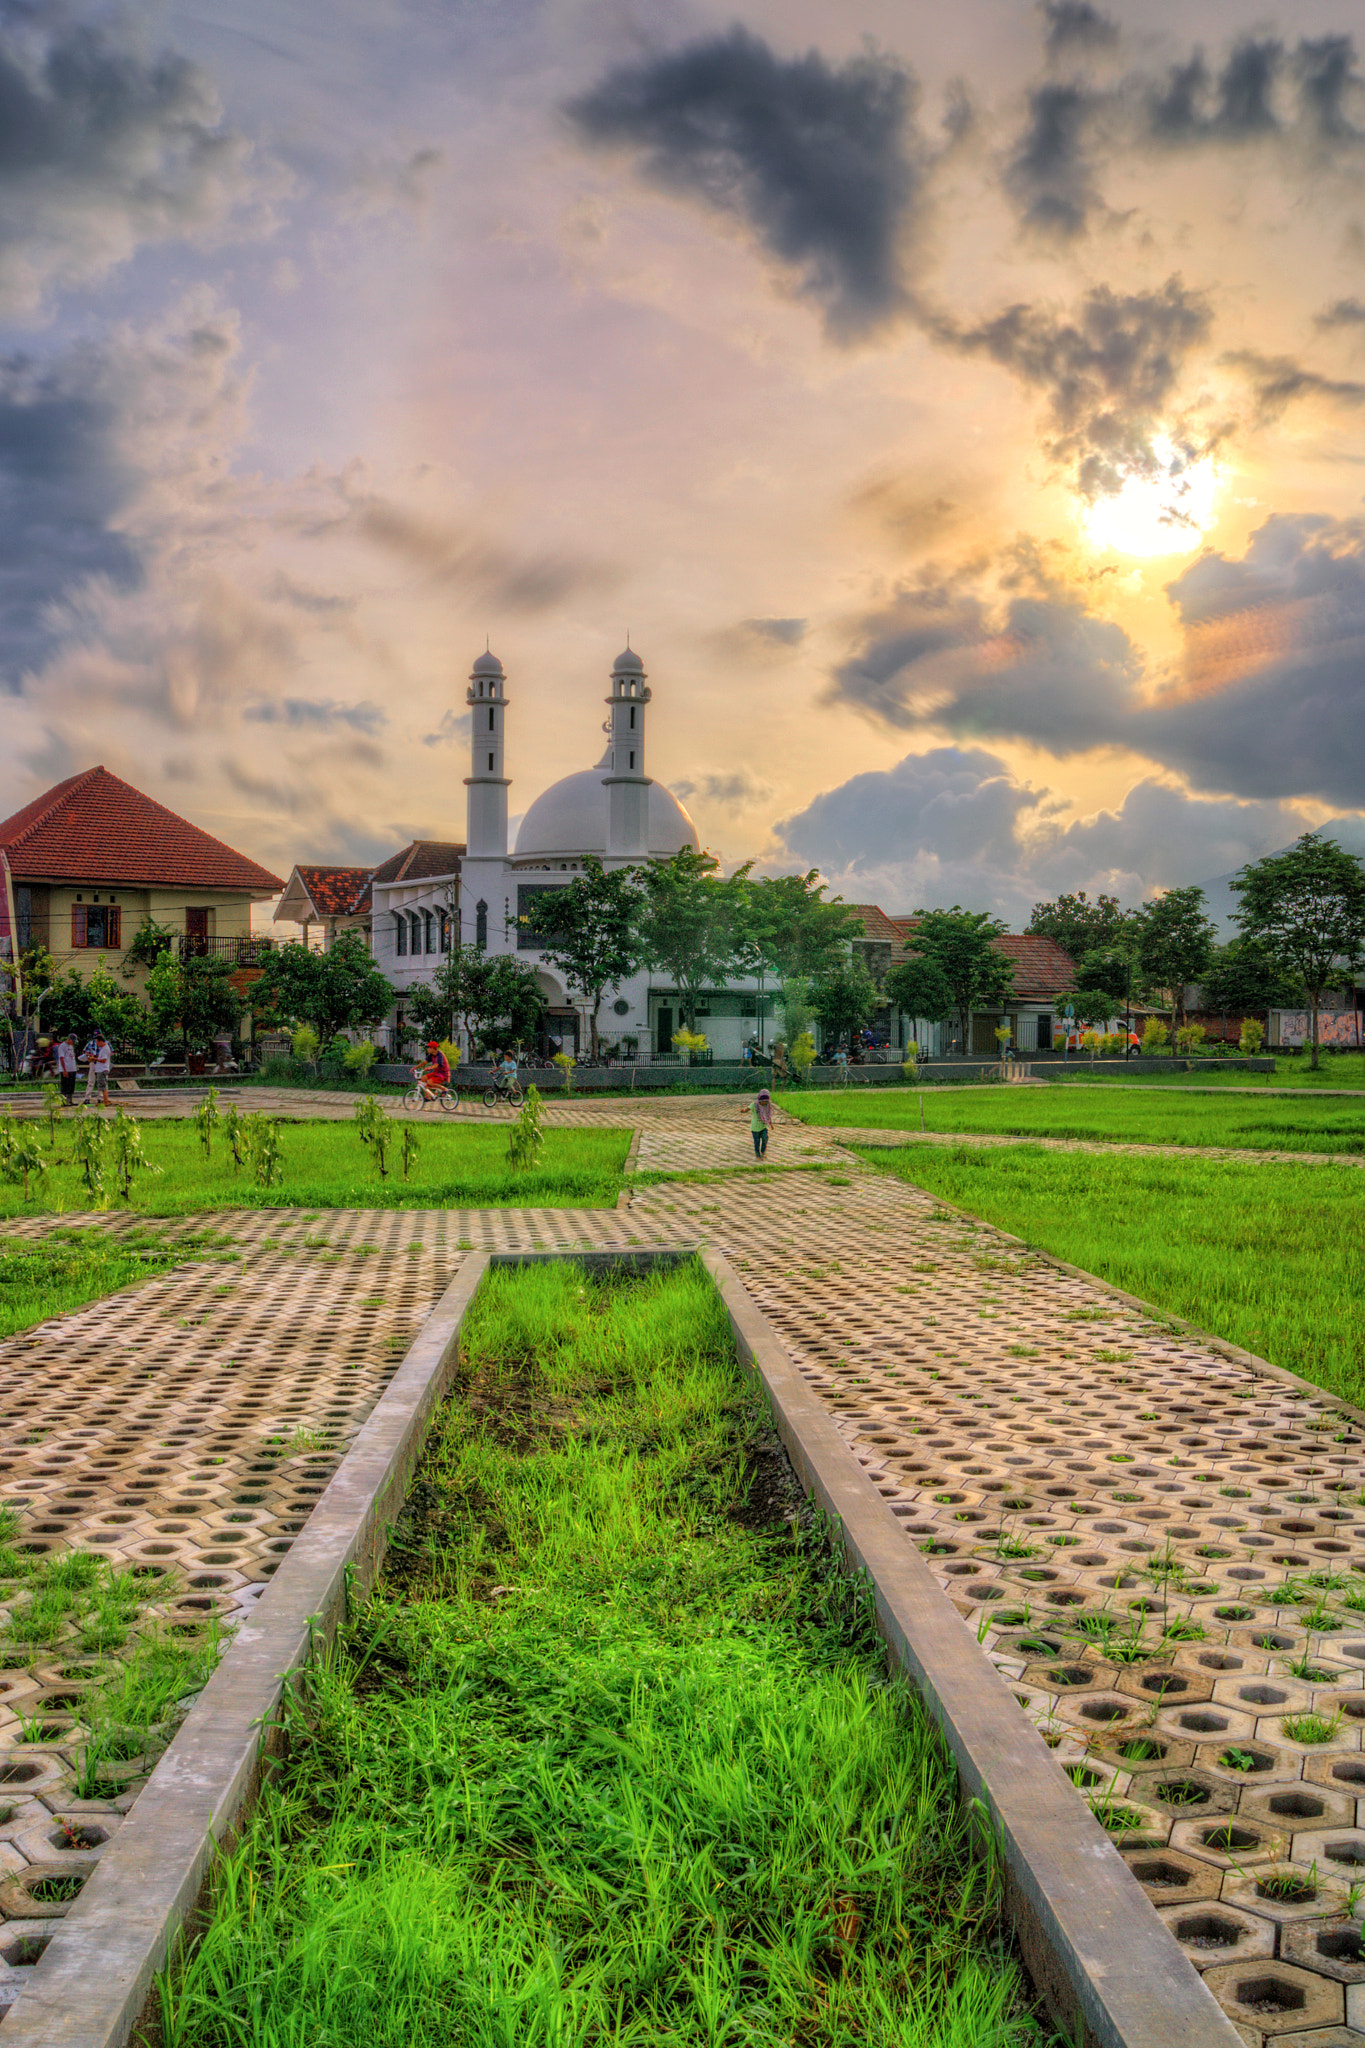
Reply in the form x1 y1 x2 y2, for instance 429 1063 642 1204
1135 887 1217 1049
636 847 747 1033
897 909 1015 1052
1231 833 1365 1071
521 856 642 1062
884 957 954 1043
252 931 393 1044
810 959 878 1050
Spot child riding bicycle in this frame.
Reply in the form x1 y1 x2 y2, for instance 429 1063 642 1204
414 1040 452 1101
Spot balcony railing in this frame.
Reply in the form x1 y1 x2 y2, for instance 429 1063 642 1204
176 935 276 965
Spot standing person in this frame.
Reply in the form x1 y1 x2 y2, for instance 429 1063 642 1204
85 1029 112 1107
55 1033 78 1105
749 1087 773 1160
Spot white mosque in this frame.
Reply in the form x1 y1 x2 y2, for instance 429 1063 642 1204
371 645 762 1058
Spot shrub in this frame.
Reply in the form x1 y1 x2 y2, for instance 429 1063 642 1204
291 1025 320 1062
1141 1019 1171 1053
552 1050 575 1093
1101 1031 1126 1055
902 1038 919 1082
672 1027 709 1064
1080 1029 1102 1062
789 1030 816 1083
343 1041 378 1079
1239 1018 1266 1056
1175 1023 1207 1056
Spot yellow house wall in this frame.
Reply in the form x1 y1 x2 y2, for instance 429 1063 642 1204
35 883 261 995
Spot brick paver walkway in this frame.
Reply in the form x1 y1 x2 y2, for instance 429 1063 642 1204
2 1096 1363 2037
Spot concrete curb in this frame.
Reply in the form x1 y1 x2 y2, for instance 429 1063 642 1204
702 1246 1242 2048
5 1254 492 2048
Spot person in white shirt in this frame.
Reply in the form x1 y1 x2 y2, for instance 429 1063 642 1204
55 1034 78 1105
84 1030 112 1107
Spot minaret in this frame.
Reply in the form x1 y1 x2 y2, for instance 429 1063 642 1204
603 645 652 859
464 648 508 859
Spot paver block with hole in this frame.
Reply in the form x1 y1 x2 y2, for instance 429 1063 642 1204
1244 1784 1357 1834
1222 1866 1350 1926
1202 1959 1344 2034
0 1857 97 1919
1171 1815 1286 1868
1129 1766 1238 1818
1121 1845 1224 1902
1282 1917 1365 1983
1288 1829 1365 1877
1157 1901 1276 1969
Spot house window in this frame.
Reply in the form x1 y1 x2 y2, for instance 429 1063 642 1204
72 905 121 949
408 911 422 956
439 910 451 953
475 899 488 950
394 913 407 957
424 910 435 953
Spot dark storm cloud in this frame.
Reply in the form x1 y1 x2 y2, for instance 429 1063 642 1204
1223 349 1365 422
1041 3 1118 62
1149 39 1283 144
1316 297 1365 331
566 27 922 337
826 516 1365 811
0 19 268 316
934 276 1212 496
0 353 141 690
1003 83 1103 240
742 616 807 646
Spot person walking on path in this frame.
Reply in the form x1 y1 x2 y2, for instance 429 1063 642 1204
750 1087 773 1160
84 1029 112 1107
55 1033 78 1105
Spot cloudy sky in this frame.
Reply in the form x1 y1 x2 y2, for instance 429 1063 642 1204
2 0 1364 922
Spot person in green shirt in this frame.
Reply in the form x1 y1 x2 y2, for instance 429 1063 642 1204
749 1088 773 1159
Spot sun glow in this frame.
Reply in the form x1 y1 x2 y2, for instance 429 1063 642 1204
1081 438 1220 558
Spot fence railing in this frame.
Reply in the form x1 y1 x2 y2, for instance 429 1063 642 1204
176 935 276 965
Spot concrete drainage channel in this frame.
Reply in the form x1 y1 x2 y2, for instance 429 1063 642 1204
2 1247 1241 2048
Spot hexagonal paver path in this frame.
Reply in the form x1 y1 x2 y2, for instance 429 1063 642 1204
5 1100 1365 2041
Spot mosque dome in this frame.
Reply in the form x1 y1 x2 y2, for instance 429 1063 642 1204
612 646 645 675
514 769 698 859
470 649 504 678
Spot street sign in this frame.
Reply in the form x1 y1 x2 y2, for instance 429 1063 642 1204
1064 1004 1075 1020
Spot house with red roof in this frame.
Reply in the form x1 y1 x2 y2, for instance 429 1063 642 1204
273 864 376 953
0 766 284 1001
886 916 1077 1053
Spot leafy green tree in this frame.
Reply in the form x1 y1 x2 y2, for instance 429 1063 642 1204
253 931 393 1043
1073 946 1133 1022
1135 887 1218 1047
900 908 1015 1050
1231 833 1365 1070
521 856 642 1061
1026 891 1134 961
734 872 864 1049
811 960 878 1049
636 847 746 1033
884 957 954 1034
147 953 243 1057
467 954 545 1054
1198 939 1300 1030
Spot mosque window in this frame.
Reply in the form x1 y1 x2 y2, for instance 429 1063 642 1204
629 707 635 728
488 752 495 771
424 910 435 953
629 752 635 769
475 898 488 950
409 911 422 954
488 708 495 730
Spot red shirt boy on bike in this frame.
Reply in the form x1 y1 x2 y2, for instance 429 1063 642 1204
421 1041 451 1095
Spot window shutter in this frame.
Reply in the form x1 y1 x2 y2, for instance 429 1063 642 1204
72 906 87 948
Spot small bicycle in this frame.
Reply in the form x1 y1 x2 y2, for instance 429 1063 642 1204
483 1077 524 1108
403 1071 461 1113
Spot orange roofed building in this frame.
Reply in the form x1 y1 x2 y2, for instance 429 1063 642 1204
0 766 285 997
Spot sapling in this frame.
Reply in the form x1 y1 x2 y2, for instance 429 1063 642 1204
507 1085 545 1171
225 1104 244 1170
73 1112 108 1199
353 1096 394 1178
401 1122 419 1182
110 1111 159 1201
195 1086 220 1159
41 1083 63 1143
242 1114 284 1188
552 1050 575 1094
1 1121 47 1202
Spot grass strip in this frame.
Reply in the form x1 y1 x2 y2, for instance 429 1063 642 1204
161 1260 1051 2048
788 1086 1365 1153
0 1226 239 1340
0 1119 630 1218
853 1142 1365 1404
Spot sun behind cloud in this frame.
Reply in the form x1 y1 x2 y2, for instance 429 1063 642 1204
1081 438 1221 559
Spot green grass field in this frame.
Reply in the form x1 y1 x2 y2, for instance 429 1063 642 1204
161 1261 1050 2048
0 1116 630 1218
852 1144 1365 1404
1064 1053 1365 1089
788 1085 1365 1153
0 1225 238 1340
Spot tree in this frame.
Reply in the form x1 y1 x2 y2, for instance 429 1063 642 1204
1027 891 1134 961
636 847 746 1033
734 871 862 1049
884 957 954 1032
900 908 1015 1050
1199 938 1300 1035
1073 946 1133 1021
408 946 545 1056
521 856 642 1061
147 952 244 1057
253 931 393 1043
1135 887 1217 1047
811 960 878 1048
1231 832 1365 1070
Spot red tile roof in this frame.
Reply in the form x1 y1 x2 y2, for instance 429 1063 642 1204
0 766 284 894
846 903 913 967
884 915 1075 1000
292 865 373 918
371 840 464 884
